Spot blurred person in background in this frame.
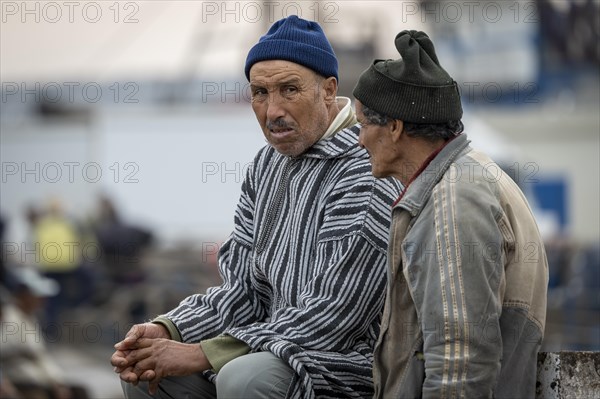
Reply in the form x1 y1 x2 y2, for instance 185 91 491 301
112 15 401 398
91 195 153 287
89 195 153 323
0 267 89 399
353 30 549 398
0 216 7 286
30 199 92 330
1 284 23 399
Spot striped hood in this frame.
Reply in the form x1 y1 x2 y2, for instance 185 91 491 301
300 124 367 160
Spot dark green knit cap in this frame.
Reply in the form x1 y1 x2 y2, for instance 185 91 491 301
353 30 462 123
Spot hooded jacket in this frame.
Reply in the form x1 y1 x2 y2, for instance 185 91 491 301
166 125 401 398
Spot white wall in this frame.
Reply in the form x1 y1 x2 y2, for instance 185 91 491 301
1 105 266 245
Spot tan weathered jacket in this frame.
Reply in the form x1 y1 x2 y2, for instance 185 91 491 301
374 134 548 398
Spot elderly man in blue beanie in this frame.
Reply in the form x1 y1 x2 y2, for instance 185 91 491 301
353 30 548 398
111 15 401 399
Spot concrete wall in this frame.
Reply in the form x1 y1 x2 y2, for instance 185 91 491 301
537 351 600 398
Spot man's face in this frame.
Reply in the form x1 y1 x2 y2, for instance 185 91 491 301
356 100 398 179
249 60 331 157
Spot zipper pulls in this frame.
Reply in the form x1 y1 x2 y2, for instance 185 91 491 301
255 158 295 255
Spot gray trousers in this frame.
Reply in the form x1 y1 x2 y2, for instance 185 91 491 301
122 351 295 398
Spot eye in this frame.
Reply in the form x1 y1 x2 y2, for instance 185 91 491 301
251 87 267 99
281 85 298 98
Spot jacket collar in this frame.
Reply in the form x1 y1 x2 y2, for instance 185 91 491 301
395 134 471 216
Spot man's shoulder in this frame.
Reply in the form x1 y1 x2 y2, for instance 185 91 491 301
301 124 367 161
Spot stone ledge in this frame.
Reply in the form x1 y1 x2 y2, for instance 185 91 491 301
537 351 600 398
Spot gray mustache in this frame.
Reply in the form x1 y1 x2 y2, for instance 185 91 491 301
266 119 295 131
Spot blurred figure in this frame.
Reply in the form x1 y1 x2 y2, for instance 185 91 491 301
0 215 7 285
92 195 153 286
1 284 23 399
536 0 600 66
0 267 89 399
30 199 91 329
0 215 17 300
90 195 153 323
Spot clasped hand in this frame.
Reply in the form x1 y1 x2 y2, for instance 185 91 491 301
110 323 209 395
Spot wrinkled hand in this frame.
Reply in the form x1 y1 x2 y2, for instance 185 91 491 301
111 322 211 395
111 323 170 386
119 338 210 395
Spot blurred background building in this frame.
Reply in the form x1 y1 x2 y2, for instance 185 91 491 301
1 1 599 397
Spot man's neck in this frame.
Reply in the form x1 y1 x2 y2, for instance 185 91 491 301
397 138 448 186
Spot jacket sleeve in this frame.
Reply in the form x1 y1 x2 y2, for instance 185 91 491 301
226 165 399 353
163 152 266 343
410 177 505 398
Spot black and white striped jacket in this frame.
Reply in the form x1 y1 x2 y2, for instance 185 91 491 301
167 125 402 398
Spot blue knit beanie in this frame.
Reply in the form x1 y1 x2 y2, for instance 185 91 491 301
245 15 338 81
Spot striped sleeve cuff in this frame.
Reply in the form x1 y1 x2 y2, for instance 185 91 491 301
152 316 182 342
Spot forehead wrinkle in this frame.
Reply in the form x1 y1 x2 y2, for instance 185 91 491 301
250 61 315 86
250 73 305 89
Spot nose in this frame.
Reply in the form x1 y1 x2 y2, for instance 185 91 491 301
266 93 286 122
358 129 365 148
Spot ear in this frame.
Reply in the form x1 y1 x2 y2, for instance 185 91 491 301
389 119 404 143
322 77 337 104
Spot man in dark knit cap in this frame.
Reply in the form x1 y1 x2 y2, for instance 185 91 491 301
112 15 401 398
353 30 548 398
